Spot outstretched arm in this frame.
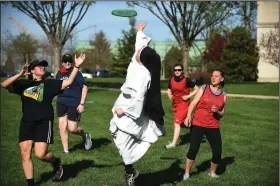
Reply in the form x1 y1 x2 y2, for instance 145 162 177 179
1 63 29 89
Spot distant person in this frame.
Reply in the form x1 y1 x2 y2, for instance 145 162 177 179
183 70 227 181
1 54 86 186
56 53 92 153
110 22 165 186
166 64 198 148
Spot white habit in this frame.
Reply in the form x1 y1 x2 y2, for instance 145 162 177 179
109 31 164 165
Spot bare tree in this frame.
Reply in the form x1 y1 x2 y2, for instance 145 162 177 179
236 2 257 34
259 26 279 68
128 1 236 75
5 2 93 74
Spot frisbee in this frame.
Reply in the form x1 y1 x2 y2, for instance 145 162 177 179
112 9 137 17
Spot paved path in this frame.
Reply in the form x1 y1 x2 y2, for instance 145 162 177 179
89 87 279 100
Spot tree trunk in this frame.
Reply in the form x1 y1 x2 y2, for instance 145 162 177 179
161 61 166 80
181 43 190 76
52 45 62 77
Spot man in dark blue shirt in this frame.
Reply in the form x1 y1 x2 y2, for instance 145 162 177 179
56 53 92 153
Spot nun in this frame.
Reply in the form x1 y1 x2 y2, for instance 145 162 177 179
109 22 165 186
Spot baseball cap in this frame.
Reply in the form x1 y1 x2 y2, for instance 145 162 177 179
62 53 73 63
28 60 48 72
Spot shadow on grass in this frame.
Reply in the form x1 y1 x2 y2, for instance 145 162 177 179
191 156 235 176
36 160 123 184
68 137 111 152
135 156 235 186
135 158 185 186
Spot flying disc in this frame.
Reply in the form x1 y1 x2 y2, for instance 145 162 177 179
112 9 137 17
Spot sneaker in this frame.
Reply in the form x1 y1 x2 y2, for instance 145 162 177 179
124 169 139 186
165 142 176 149
52 158 63 181
182 174 190 181
208 172 219 178
83 133 92 150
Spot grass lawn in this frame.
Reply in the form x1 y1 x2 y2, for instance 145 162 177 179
1 90 279 186
86 78 279 96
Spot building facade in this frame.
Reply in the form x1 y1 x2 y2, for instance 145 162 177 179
257 1 279 82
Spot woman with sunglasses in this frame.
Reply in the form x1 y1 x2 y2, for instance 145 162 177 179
166 64 198 149
55 53 92 153
1 54 86 186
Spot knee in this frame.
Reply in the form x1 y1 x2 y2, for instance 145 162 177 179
68 126 78 133
59 121 67 131
21 148 32 161
187 147 199 160
35 151 47 160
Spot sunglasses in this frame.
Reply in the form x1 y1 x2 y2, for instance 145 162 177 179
173 69 182 72
62 61 72 64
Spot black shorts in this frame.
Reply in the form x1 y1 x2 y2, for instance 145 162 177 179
56 102 81 122
19 119 53 144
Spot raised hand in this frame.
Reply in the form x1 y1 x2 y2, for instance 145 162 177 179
19 62 30 76
74 53 86 67
136 22 147 31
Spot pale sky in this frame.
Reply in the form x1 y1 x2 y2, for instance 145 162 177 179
1 2 175 42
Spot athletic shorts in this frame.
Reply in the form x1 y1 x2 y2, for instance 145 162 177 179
173 103 189 125
56 102 81 122
19 119 53 144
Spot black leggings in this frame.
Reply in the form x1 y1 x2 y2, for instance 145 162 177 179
187 125 222 164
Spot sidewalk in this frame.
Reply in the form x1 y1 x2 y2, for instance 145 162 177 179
89 87 279 100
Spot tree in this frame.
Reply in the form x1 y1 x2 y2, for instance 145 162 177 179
1 32 39 73
236 1 257 36
259 26 279 68
5 2 93 74
110 18 137 77
89 31 112 68
128 1 236 75
202 33 227 72
220 27 259 81
11 33 39 64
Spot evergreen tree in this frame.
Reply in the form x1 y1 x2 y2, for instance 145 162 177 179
89 31 112 68
110 17 137 77
220 26 259 81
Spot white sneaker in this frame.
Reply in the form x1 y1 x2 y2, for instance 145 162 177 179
182 174 190 181
165 143 176 149
208 172 219 178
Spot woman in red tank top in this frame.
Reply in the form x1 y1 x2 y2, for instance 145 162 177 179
165 64 198 149
182 70 227 181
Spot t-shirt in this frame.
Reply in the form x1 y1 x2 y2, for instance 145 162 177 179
8 79 63 121
56 71 86 107
168 76 195 89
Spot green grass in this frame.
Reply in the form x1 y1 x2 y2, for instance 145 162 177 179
86 78 279 96
1 90 279 186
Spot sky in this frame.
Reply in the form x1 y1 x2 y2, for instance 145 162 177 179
1 2 175 42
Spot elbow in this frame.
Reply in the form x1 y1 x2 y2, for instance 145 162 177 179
1 82 7 89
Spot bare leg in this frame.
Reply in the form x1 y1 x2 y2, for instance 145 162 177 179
68 120 85 136
58 116 69 152
171 124 181 145
19 140 34 179
185 158 194 175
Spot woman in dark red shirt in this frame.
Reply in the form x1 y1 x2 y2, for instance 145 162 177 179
182 70 226 181
166 64 198 148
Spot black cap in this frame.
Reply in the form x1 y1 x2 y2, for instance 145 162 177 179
28 60 48 72
62 53 73 63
